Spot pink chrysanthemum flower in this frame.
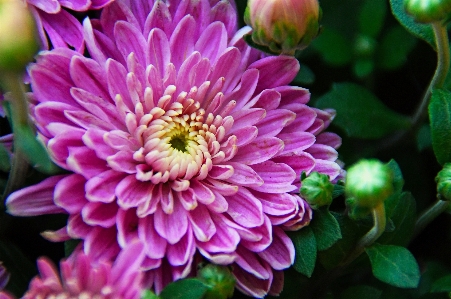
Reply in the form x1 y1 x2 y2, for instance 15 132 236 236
0 241 145 299
27 0 113 51
7 0 343 296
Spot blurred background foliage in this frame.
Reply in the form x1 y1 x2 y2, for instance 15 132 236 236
1 0 451 298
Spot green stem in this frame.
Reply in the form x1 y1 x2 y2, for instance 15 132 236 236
413 199 450 239
1 74 30 209
341 203 386 266
378 22 450 152
411 22 450 126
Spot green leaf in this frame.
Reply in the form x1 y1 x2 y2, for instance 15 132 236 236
359 0 387 38
429 88 451 165
159 279 208 299
292 64 315 85
15 124 60 174
386 159 404 194
379 192 416 246
141 290 159 299
378 26 417 70
389 0 436 49
312 28 353 66
310 208 342 251
332 183 345 199
366 244 420 288
353 59 374 78
341 285 382 299
289 226 317 277
318 213 361 269
431 275 451 293
0 144 10 172
316 83 411 139
417 124 432 152
64 239 81 257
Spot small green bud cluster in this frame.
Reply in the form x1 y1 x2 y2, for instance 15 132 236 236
436 163 451 201
197 264 235 299
300 172 334 209
345 159 394 219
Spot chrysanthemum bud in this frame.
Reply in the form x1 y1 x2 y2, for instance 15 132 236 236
345 159 394 210
404 0 451 23
244 0 321 55
0 0 40 73
198 264 235 299
436 163 451 201
300 172 333 209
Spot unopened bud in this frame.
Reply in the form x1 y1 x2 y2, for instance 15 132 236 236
345 159 394 211
436 163 451 201
0 0 40 73
198 264 235 299
244 0 321 55
300 172 333 209
404 0 451 23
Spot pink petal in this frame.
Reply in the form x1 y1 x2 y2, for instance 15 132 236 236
85 226 121 261
67 146 108 178
86 170 125 203
70 56 110 101
306 144 338 161
235 247 271 280
276 85 310 106
146 28 171 78
169 15 196 70
233 264 272 298
188 204 216 242
240 216 273 252
154 200 188 244
277 132 316 156
167 226 195 266
39 9 84 52
197 213 240 253
232 137 284 165
114 21 147 67
250 55 300 94
111 240 145 284
258 227 295 270
190 179 215 205
226 187 264 228
28 0 60 13
252 191 297 216
226 162 263 187
117 208 139 247
194 21 228 64
273 152 316 177
6 175 66 216
316 132 342 149
82 201 118 228
138 215 167 259
116 175 154 209
54 173 87 213
256 109 296 137
250 161 297 193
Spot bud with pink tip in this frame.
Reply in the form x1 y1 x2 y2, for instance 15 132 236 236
244 0 321 55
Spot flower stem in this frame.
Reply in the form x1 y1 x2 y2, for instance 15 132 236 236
377 22 450 151
340 203 386 266
1 73 30 209
413 199 450 239
411 21 450 126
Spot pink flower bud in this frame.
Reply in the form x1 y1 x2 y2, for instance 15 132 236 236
245 0 321 55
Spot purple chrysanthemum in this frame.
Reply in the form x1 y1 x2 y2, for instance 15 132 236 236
7 0 343 296
27 0 113 52
0 241 145 299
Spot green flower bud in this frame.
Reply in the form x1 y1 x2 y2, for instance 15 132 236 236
345 159 394 211
197 264 235 299
436 163 451 201
0 0 40 74
404 0 451 23
300 171 334 209
244 0 321 55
